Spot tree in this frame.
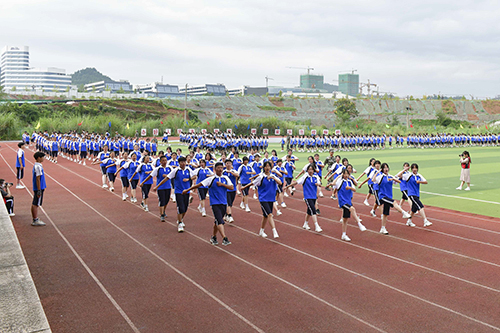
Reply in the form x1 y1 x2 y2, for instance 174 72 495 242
11 86 16 92
334 98 358 123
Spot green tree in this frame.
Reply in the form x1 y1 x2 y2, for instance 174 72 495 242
11 86 16 92
334 98 358 123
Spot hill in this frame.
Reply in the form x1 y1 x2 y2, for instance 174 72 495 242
71 67 112 86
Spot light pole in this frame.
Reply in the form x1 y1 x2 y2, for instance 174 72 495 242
184 83 188 125
406 106 411 129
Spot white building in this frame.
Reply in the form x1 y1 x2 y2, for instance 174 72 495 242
0 46 72 91
179 84 227 96
135 82 181 97
84 80 133 93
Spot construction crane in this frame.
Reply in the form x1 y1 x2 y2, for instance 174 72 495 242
265 76 274 88
286 66 314 75
338 69 357 74
359 79 377 96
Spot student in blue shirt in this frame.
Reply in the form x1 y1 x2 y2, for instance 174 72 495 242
397 163 432 228
398 162 412 211
231 152 242 194
125 152 140 203
237 156 254 212
272 159 287 210
241 161 282 238
223 159 239 223
31 151 46 226
136 155 154 212
114 152 130 201
103 151 118 192
92 145 110 189
143 156 173 222
184 162 234 246
283 155 296 197
250 154 262 200
285 164 323 233
15 142 26 189
193 159 214 217
358 160 381 217
356 158 376 206
372 163 412 234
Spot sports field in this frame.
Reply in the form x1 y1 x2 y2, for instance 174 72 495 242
161 142 500 218
2 141 500 332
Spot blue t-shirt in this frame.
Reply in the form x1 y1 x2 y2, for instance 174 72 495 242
252 173 279 202
195 168 213 188
138 163 153 184
223 169 237 193
336 177 354 207
32 163 46 191
16 149 25 168
151 166 173 190
201 175 233 205
127 161 141 180
168 167 195 194
238 164 254 184
297 174 321 200
403 173 426 197
375 173 396 200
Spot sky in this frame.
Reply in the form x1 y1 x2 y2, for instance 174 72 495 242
2 0 500 98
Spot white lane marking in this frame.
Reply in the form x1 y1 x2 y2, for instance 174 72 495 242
0 153 141 333
37 150 500 332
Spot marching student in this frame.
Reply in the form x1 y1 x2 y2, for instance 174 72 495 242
15 142 26 189
50 137 59 164
284 164 323 233
136 155 154 212
313 154 325 198
272 159 287 209
154 156 196 232
397 163 432 227
184 162 233 246
283 154 296 197
143 155 173 222
358 160 382 217
103 151 118 191
241 161 281 238
398 162 412 211
335 169 367 241
92 144 110 188
114 152 130 201
237 156 254 212
356 158 376 206
250 153 262 199
31 151 46 226
193 159 214 217
223 159 239 223
372 163 412 234
126 152 141 203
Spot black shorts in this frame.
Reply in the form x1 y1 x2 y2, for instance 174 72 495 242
130 179 139 190
198 187 208 200
277 184 283 194
121 176 130 188
341 204 351 218
176 193 190 214
285 177 293 186
52 151 58 158
241 183 250 196
211 204 226 225
16 167 24 180
409 195 424 213
380 197 394 216
373 189 381 206
100 165 107 175
107 173 116 183
157 189 171 207
80 151 87 159
304 198 317 216
260 201 274 217
32 189 44 206
226 191 236 207
368 183 374 195
401 190 409 200
142 183 152 199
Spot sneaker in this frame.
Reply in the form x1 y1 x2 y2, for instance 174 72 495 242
160 215 166 222
140 202 145 208
223 215 228 222
455 186 462 190
276 209 282 216
281 202 287 208
358 222 367 231
316 209 321 215
341 234 351 242
9 213 15 217
402 211 412 219
319 191 324 198
379 227 389 235
228 216 234 223
31 219 46 226
272 229 279 238
259 229 268 238
370 210 376 217
245 207 251 213
423 219 433 227
302 222 311 230
253 194 258 200
144 205 149 212
210 236 218 245
202 210 207 217
102 184 108 188
465 187 470 191
178 223 184 233
172 196 176 203
240 202 245 209
16 185 25 189
198 205 202 212
189 196 194 203
363 199 370 206
122 195 126 201
110 187 115 192
83 161 86 166
236 190 241 195
222 238 231 246
315 225 323 233
284 192 289 197
406 219 416 227
179 221 185 227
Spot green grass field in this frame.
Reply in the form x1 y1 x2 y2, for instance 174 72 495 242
159 142 500 219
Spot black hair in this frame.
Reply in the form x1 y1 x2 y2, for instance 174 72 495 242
214 162 224 168
374 160 381 165
276 159 282 164
225 159 233 164
381 163 390 172
263 161 273 169
34 151 45 159
306 164 315 172
403 162 410 167
242 156 249 162
178 156 187 162
160 156 167 160
410 163 418 170
199 159 206 165
18 142 25 148
342 157 349 164
369 158 375 165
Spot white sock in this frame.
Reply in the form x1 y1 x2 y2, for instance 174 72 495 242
246 204 249 209
342 232 346 237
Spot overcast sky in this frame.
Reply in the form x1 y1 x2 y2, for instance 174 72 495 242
2 0 500 97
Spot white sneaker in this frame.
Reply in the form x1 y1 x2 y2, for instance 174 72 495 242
319 191 324 198
406 219 416 227
253 194 258 200
202 210 207 217
281 202 287 208
402 211 411 219
236 190 241 195
79 161 82 164
179 221 185 227
83 161 86 166
122 195 126 201
245 207 251 212
423 219 433 227
284 192 289 197
358 222 367 231
103 184 108 188
370 210 376 217
16 185 25 189
197 205 202 212
177 224 184 233
228 216 234 223
144 205 149 212
341 234 351 242
259 229 267 238
456 186 462 190
363 199 370 206
240 202 245 209
276 209 282 216
465 187 470 191
380 227 389 235
110 187 114 192
302 222 311 230
9 213 15 217
315 224 323 233
223 215 228 222
272 229 279 238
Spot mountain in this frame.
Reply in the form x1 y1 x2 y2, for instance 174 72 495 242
71 67 113 86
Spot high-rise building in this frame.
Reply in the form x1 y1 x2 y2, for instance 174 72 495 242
0 46 72 91
300 74 324 90
338 73 359 97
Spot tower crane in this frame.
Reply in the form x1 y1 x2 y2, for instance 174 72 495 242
286 66 314 75
265 76 274 88
359 79 377 96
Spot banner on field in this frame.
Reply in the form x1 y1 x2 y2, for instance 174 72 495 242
201 128 207 134
263 128 269 135
177 128 182 134
189 128 195 134
335 129 341 135
287 129 293 135
311 129 317 135
251 128 257 134
275 129 281 135
226 128 232 134
214 128 220 133
152 128 159 136
323 129 329 135
141 128 147 136
299 129 304 135
165 128 171 135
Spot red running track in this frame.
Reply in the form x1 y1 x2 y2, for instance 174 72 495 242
1 142 500 333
